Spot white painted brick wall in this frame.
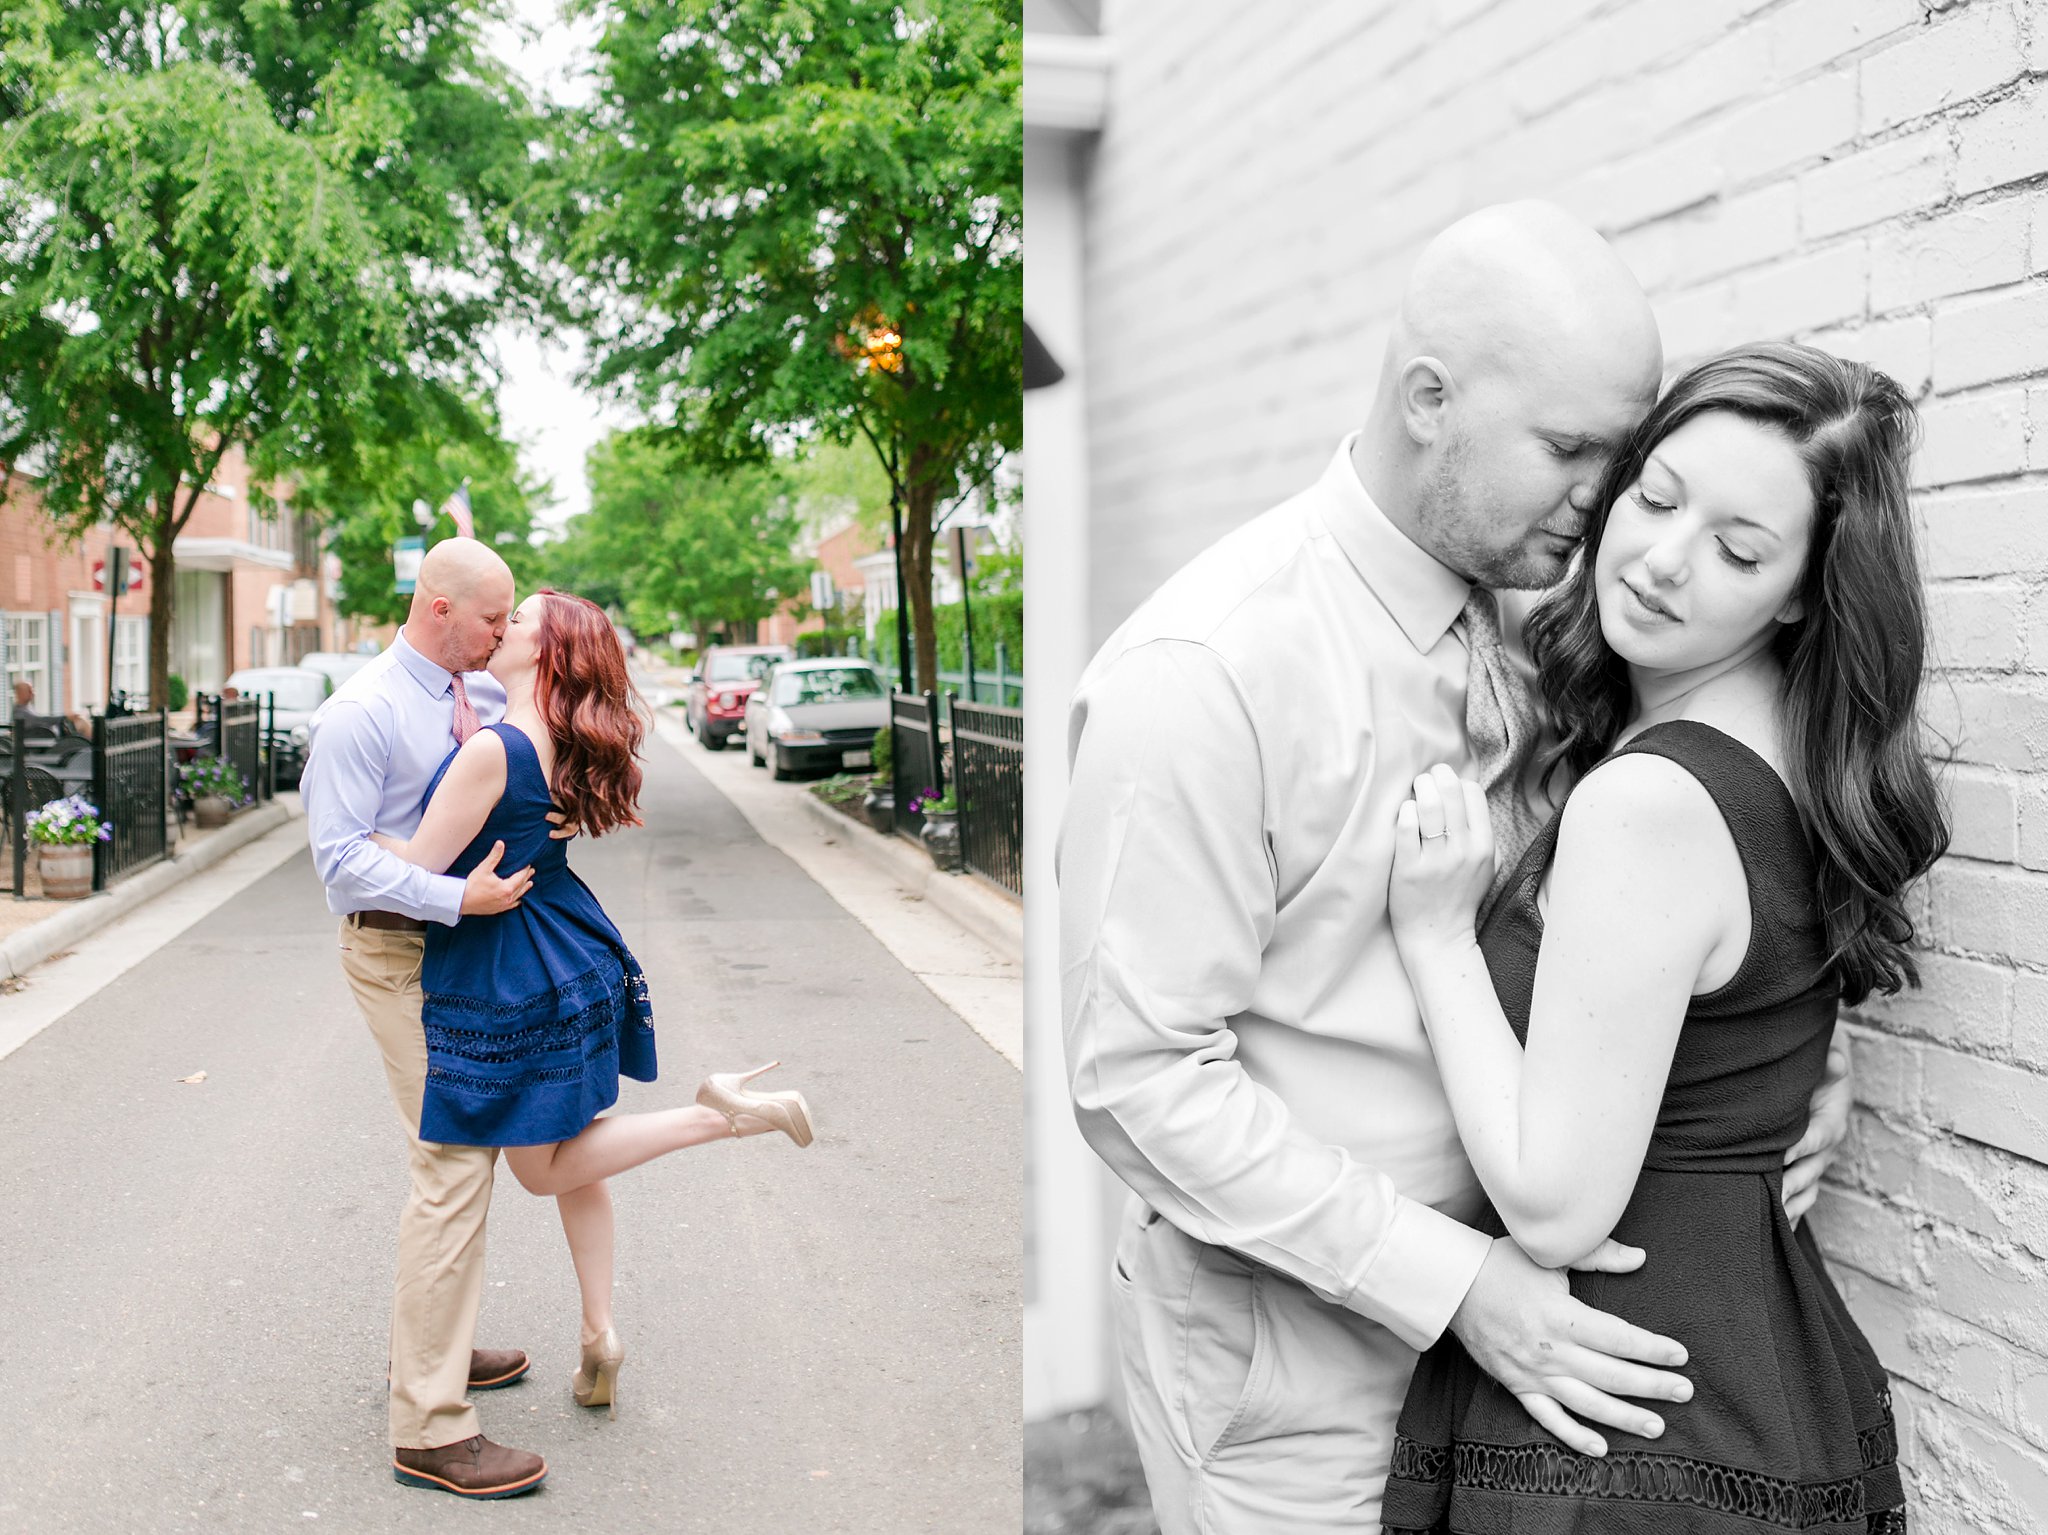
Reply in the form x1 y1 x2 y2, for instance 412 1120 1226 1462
1084 0 2048 1524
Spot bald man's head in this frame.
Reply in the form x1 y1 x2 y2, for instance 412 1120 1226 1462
405 537 515 673
1360 200 1663 589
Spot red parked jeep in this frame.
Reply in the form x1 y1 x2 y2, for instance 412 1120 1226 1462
686 644 794 750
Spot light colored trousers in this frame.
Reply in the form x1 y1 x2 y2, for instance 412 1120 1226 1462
1112 1197 1421 1533
338 918 501 1450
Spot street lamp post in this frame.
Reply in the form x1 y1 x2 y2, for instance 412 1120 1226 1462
104 545 128 711
888 438 912 693
841 310 914 694
951 522 978 703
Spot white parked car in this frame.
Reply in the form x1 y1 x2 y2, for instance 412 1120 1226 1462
744 659 889 780
297 650 378 693
224 666 331 785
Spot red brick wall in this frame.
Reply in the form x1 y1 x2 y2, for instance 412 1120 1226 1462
0 474 155 616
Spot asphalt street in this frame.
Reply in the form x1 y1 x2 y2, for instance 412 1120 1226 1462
0 727 1020 1532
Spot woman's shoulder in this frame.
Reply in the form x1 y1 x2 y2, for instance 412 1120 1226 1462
441 726 511 786
1561 747 1726 845
1554 745 1754 894
1546 749 1749 956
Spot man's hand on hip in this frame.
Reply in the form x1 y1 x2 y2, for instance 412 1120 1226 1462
1448 1236 1691 1457
461 841 532 915
1782 1028 1853 1227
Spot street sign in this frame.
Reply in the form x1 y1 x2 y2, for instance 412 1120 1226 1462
394 536 425 594
92 552 143 592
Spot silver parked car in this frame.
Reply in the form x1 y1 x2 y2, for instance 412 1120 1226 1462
744 658 888 780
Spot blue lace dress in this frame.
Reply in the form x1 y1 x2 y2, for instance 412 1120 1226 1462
415 722 657 1147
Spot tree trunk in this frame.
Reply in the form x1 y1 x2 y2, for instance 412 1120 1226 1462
902 470 938 698
146 502 177 713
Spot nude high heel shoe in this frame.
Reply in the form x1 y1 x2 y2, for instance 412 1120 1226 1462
697 1062 815 1147
572 1328 625 1421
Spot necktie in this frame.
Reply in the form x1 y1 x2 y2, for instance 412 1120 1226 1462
450 673 480 746
1455 588 1546 923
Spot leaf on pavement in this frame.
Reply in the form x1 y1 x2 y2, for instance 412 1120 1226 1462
177 1070 208 1084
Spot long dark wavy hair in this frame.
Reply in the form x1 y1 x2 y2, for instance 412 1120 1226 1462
1525 342 1948 1004
533 589 646 838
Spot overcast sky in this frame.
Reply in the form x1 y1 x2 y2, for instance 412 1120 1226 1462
483 0 631 535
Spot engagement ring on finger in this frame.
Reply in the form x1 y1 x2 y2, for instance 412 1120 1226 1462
1420 829 1449 841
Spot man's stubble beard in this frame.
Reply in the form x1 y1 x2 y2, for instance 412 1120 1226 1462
1418 436 1564 592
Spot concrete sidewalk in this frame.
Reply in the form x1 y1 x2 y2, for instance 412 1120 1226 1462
0 795 299 982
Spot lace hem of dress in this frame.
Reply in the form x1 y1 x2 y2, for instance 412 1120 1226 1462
423 957 652 1084
430 1033 621 1096
1382 1396 1906 1533
427 955 652 1027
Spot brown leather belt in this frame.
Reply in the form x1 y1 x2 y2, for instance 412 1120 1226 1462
352 910 426 933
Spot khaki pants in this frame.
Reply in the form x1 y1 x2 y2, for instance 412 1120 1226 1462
1112 1198 1420 1533
338 918 500 1450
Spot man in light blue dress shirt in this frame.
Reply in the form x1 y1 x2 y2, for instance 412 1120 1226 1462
302 538 549 1499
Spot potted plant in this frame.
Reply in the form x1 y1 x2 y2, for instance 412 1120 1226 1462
26 794 111 899
862 724 896 834
913 785 962 873
184 756 246 828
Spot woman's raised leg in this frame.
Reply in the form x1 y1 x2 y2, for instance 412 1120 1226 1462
503 1102 770 1198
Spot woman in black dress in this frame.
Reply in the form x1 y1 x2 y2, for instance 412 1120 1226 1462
1379 344 1946 1534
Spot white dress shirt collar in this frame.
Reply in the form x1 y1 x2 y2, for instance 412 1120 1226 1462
1320 432 1472 654
392 628 460 699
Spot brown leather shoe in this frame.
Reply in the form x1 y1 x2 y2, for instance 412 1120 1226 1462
384 1347 531 1391
468 1347 530 1390
392 1435 547 1499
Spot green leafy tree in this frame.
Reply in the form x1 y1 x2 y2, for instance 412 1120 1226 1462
790 439 893 548
558 428 808 646
307 389 549 628
0 0 550 706
970 542 1021 597
566 0 1021 694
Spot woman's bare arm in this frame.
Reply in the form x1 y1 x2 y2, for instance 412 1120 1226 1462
1390 756 1743 1268
368 731 510 875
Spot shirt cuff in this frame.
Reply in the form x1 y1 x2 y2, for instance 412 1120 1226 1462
424 873 466 927
1344 1197 1495 1351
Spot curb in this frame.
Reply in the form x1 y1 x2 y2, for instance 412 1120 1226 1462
0 801 299 982
797 789 1023 964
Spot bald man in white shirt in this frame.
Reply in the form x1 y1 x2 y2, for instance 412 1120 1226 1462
1059 202 1853 1531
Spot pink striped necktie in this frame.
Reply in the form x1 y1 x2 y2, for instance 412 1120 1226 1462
449 673 481 746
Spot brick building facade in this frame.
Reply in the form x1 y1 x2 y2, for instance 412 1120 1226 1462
756 514 877 648
0 474 151 716
1034 1 2048 1527
2 442 356 713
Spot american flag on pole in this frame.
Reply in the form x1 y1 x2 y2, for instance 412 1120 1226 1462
442 482 474 539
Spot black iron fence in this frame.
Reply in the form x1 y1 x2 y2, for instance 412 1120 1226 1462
890 690 946 840
949 697 1023 896
220 696 265 802
4 707 175 897
194 693 275 803
93 711 172 890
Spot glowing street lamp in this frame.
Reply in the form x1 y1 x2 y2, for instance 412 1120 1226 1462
839 309 914 689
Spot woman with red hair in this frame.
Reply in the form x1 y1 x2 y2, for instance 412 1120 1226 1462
371 588 814 1424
